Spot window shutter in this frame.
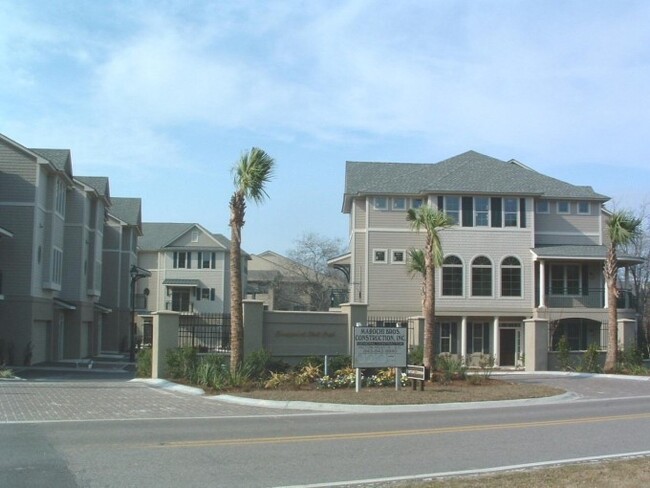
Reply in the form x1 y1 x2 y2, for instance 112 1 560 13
187 252 191 269
520 198 526 228
210 288 215 301
196 288 201 300
467 325 473 353
484 324 490 352
437 196 444 211
491 198 502 227
211 252 216 269
462 197 473 227
173 252 178 268
582 266 589 296
451 324 458 354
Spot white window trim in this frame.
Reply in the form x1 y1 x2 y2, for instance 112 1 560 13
474 196 490 227
373 197 388 210
500 256 523 298
191 230 199 242
390 249 406 264
577 201 591 215
441 255 464 297
373 249 388 263
392 197 406 211
411 198 424 209
444 196 460 225
557 201 570 214
503 197 519 227
470 255 493 298
549 264 582 297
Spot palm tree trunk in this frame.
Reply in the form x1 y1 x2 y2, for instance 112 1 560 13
423 242 435 372
229 193 245 371
603 247 619 373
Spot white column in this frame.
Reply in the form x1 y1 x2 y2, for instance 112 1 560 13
539 260 546 308
493 316 500 366
460 317 468 364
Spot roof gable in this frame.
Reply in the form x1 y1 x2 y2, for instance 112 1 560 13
139 223 229 251
109 198 143 234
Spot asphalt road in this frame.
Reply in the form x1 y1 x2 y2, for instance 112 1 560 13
1 372 650 487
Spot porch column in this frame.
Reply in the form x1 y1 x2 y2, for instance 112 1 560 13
460 317 468 364
538 260 546 308
493 317 500 366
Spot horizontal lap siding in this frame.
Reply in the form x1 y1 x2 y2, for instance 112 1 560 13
535 207 600 245
437 229 534 313
0 141 37 201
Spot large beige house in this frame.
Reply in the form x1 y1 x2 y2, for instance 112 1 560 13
135 223 241 315
338 151 640 367
0 133 142 363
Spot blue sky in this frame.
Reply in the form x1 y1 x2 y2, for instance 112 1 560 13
2 1 649 254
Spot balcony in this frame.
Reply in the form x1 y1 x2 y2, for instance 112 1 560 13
542 288 637 310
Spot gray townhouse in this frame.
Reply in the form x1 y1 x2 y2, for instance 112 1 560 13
337 151 641 368
136 223 243 315
0 132 141 364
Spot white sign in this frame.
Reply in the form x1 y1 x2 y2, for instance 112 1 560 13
353 326 408 368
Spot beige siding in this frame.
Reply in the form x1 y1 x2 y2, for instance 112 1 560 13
535 199 601 246
353 198 366 229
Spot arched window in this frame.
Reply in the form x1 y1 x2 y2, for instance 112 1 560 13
471 256 492 296
501 256 522 297
442 255 463 296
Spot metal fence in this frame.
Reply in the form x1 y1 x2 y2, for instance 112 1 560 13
178 313 231 353
367 315 417 351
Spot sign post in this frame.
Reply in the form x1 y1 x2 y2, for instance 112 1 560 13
353 326 408 392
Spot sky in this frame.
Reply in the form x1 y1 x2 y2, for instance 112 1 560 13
1 1 649 255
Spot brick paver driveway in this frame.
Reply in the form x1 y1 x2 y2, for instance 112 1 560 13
0 379 290 423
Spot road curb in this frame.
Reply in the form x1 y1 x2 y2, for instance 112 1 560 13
131 378 206 396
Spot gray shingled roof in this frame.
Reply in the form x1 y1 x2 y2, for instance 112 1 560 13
532 245 643 264
109 197 142 227
76 176 110 200
30 148 72 174
139 222 234 252
344 151 609 212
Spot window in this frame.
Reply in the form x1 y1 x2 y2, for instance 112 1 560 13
202 288 210 299
578 201 590 214
52 248 63 285
536 200 549 214
550 264 581 295
439 322 458 354
373 197 388 210
173 251 192 269
501 256 522 297
411 198 423 209
392 198 406 210
198 251 216 269
391 250 405 264
469 322 490 353
55 179 66 216
474 197 489 226
504 198 518 227
191 230 199 242
471 256 492 296
444 196 460 224
557 201 570 214
373 249 387 263
442 255 463 296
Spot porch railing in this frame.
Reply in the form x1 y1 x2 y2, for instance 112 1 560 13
543 288 637 309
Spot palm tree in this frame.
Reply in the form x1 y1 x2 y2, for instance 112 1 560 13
603 210 642 373
407 248 426 306
229 147 275 371
406 205 454 371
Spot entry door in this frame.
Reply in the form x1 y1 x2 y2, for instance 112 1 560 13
499 329 516 366
171 289 190 312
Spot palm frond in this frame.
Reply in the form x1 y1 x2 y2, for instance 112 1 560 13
232 147 275 204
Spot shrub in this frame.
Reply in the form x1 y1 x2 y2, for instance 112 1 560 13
468 354 495 385
0 367 13 379
165 347 198 380
195 354 228 388
557 335 573 371
436 354 467 384
408 346 423 366
579 343 602 373
620 342 643 369
136 348 152 378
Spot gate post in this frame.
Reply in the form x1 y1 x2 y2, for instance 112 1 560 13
151 311 180 379
339 302 368 355
243 300 265 358
523 318 549 372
